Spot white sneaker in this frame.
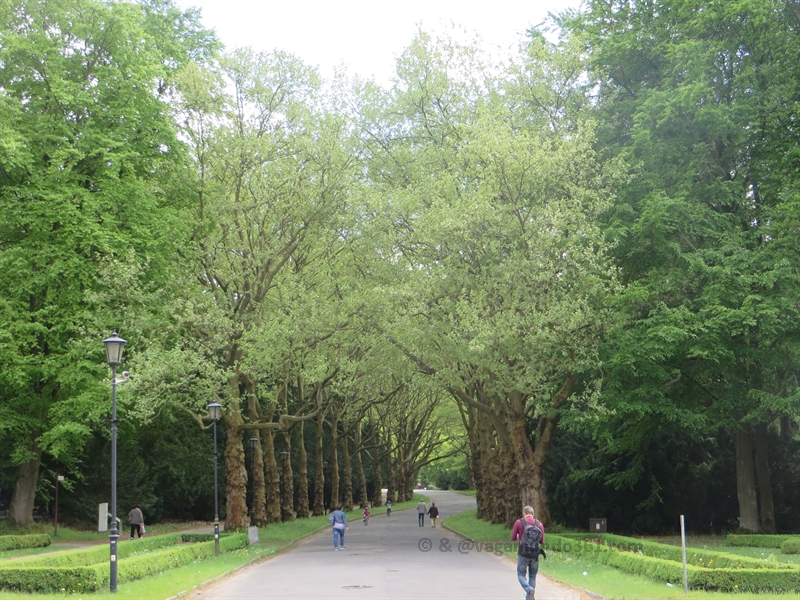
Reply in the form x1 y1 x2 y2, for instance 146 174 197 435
341 546 346 550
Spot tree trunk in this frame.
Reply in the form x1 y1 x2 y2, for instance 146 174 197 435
263 430 281 523
245 377 267 525
754 422 776 534
223 412 248 529
280 429 295 522
396 446 407 502
341 433 354 511
354 421 368 508
385 434 396 505
313 412 325 516
295 421 310 518
370 429 383 508
734 425 761 533
331 417 340 508
9 447 42 526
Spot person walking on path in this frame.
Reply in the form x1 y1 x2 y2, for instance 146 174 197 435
329 503 349 550
386 499 392 516
363 505 370 525
416 499 427 527
427 502 440 527
511 506 545 600
128 504 144 539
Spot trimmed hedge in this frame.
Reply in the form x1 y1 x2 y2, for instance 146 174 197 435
727 534 794 548
597 532 791 570
546 534 800 593
782 539 800 555
12 533 184 568
0 534 249 593
180 532 231 543
0 534 51 552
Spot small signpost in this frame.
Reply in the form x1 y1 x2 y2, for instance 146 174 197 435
680 515 688 593
98 502 108 532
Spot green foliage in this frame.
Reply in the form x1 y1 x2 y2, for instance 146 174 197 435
12 534 183 568
0 534 248 593
548 534 800 592
727 534 795 549
0 534 50 552
782 540 800 555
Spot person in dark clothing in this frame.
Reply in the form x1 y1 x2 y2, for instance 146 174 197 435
427 502 440 527
128 504 144 539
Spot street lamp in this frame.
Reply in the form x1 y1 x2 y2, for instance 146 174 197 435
249 437 259 527
208 402 222 556
54 474 64 538
103 331 127 593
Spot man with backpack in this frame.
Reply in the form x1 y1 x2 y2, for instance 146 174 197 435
510 506 545 600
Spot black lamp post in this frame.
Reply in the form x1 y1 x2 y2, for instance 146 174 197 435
249 437 258 527
208 402 222 556
103 332 126 593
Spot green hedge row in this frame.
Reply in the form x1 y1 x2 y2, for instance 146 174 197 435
782 539 800 555
12 533 185 568
0 534 249 593
0 534 51 552
727 534 796 548
180 533 231 543
97 533 249 587
547 535 800 593
596 533 792 570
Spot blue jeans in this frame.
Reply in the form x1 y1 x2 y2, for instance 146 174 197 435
418 512 424 526
517 555 539 594
333 527 345 548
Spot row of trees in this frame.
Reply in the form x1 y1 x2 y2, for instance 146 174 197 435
2 0 799 534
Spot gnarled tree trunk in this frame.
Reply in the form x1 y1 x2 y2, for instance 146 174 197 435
370 428 383 508
354 421 368 508
295 421 310 518
263 430 281 523
385 434 396 505
755 422 775 533
9 446 42 526
734 425 761 533
280 429 295 522
341 433 354 511
313 412 325 515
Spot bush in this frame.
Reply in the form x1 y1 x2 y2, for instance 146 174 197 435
782 539 800 555
596 533 791 570
12 533 184 568
0 534 51 552
180 533 230 543
546 534 800 593
727 534 794 548
0 534 249 593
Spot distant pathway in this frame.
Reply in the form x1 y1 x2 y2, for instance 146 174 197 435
200 490 582 600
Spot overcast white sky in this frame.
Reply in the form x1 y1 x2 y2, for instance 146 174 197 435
173 0 583 85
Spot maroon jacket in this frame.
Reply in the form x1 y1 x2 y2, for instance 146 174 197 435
510 515 545 544
427 505 439 518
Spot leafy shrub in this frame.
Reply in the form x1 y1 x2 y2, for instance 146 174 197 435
596 533 791 570
0 534 51 552
180 533 230 543
782 539 800 555
727 534 794 548
12 533 184 568
0 534 249 593
547 534 800 592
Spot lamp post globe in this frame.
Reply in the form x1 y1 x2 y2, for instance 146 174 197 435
103 332 126 593
207 402 222 555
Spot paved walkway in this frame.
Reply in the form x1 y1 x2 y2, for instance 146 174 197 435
199 490 582 600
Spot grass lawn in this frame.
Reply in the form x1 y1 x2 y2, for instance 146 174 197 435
443 509 800 600
0 544 277 600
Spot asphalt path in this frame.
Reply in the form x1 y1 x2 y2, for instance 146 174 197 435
200 490 581 600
